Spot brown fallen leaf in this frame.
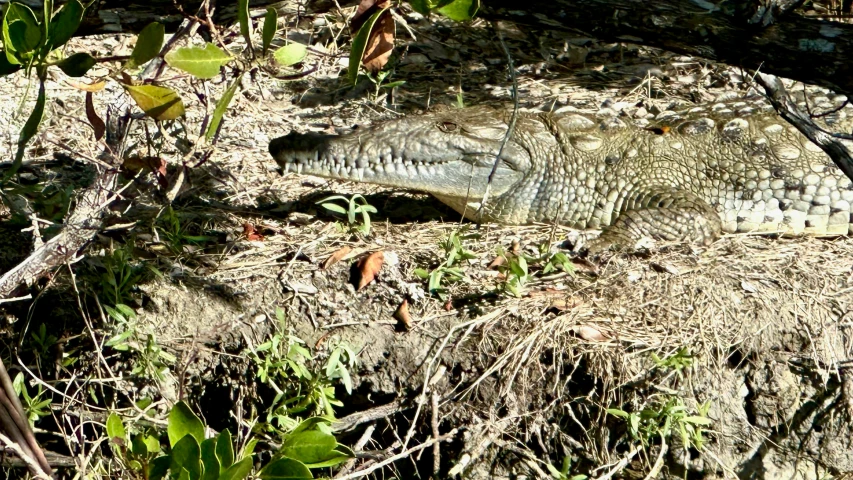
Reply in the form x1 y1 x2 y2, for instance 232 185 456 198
510 239 521 255
351 0 394 73
393 298 412 330
123 155 168 188
574 324 610 342
322 246 352 270
549 296 582 312
243 223 264 241
86 91 106 141
488 255 506 270
65 78 107 92
356 251 384 290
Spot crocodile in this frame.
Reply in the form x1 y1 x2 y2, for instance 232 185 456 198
269 95 853 251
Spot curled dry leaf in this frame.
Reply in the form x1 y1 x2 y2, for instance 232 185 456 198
393 298 412 330
123 156 169 188
510 239 521 255
65 78 106 92
351 0 394 73
85 91 106 141
487 255 506 270
574 324 610 342
243 223 264 241
356 251 384 290
322 246 352 269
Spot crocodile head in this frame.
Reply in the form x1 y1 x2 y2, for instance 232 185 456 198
269 106 530 204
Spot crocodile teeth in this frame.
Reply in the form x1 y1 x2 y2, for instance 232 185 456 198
283 163 291 174
296 163 303 174
356 168 365 181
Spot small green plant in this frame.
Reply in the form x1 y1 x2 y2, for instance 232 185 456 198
316 194 378 236
247 308 358 427
494 241 575 297
12 373 51 426
108 401 258 480
546 456 587 480
651 347 694 375
88 245 154 308
155 206 219 256
606 396 712 451
414 229 478 300
366 68 406 99
104 305 176 382
494 246 531 298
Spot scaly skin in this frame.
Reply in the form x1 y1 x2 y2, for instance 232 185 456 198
269 97 853 250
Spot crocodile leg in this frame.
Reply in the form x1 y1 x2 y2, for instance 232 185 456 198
586 188 723 254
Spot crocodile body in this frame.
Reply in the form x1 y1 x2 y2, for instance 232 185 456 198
269 95 853 250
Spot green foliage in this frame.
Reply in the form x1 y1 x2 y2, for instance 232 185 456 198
164 43 232 79
606 397 712 451
494 241 575 297
273 43 307 67
205 73 243 142
414 229 478 300
247 308 357 426
126 21 165 69
12 372 51 426
108 401 261 480
316 194 378 236
109 402 352 480
262 8 278 55
104 305 176 382
546 456 587 480
409 0 480 20
155 206 220 256
87 245 152 307
651 347 694 374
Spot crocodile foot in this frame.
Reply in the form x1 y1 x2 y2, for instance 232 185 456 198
582 189 723 255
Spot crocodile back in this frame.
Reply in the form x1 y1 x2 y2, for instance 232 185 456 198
492 96 853 235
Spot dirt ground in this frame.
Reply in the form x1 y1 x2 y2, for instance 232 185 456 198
0 7 851 480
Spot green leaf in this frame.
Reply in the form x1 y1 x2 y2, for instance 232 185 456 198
682 416 712 426
319 203 347 216
238 0 251 49
106 412 126 442
200 438 219 480
220 457 253 480
170 435 202 480
348 7 388 84
48 0 84 50
281 430 336 464
55 52 95 77
131 434 149 456
409 0 433 15
164 43 231 79
204 73 242 142
436 0 479 21
167 401 205 447
3 3 43 58
127 22 164 69
258 457 313 480
144 434 161 454
124 84 185 121
273 43 306 67
149 455 171 480
215 429 235 471
291 417 332 435
262 8 278 55
5 79 46 182
302 452 351 468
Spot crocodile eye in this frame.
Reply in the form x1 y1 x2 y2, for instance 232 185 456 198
438 121 458 133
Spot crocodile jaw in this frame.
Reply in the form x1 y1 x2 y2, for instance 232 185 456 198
268 107 529 201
